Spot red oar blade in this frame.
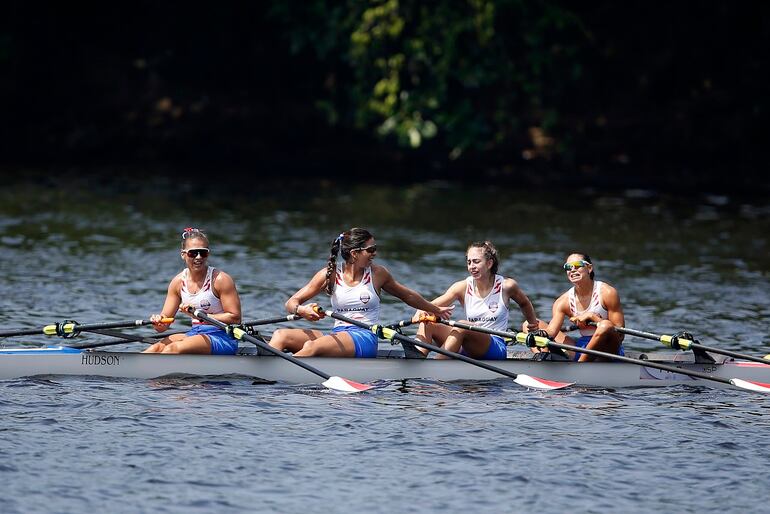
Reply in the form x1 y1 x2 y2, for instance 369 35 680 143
322 376 374 393
514 374 573 390
729 378 770 393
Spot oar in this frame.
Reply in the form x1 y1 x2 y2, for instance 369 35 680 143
186 308 373 393
67 315 301 350
316 308 571 390
0 318 175 338
241 314 301 326
593 323 770 366
426 317 770 393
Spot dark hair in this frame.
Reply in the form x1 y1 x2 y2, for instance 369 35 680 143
572 252 595 279
181 227 209 249
324 228 374 295
468 241 499 275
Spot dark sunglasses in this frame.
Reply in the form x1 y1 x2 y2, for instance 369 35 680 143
354 245 377 254
563 260 589 271
184 248 210 258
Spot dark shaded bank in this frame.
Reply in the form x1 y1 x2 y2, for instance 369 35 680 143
1 2 768 193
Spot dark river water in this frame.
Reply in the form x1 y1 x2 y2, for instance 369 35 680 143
1 176 769 513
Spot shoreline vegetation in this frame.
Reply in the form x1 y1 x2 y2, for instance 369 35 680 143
2 3 767 193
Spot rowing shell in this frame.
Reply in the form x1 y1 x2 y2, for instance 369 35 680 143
1 345 768 389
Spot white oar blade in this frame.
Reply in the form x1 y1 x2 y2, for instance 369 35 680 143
322 376 374 393
514 374 573 390
730 378 770 393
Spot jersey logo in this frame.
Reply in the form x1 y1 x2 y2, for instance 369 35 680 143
488 301 498 313
199 299 211 311
360 292 371 304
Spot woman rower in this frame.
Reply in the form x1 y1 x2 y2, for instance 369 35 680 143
534 253 625 361
413 241 540 359
269 227 453 357
144 227 242 354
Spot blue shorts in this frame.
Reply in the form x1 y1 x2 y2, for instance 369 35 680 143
331 325 379 358
186 324 239 355
461 335 508 360
573 335 624 361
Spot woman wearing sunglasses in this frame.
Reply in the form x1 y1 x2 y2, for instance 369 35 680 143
538 253 625 361
412 241 541 359
143 227 242 354
269 227 453 358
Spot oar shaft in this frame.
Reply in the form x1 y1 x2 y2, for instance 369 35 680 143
189 309 333 381
605 324 770 365
325 311 523 380
542 340 734 386
241 314 300 327
440 320 737 386
0 318 173 338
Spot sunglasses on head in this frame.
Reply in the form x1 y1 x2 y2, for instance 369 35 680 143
563 260 590 271
354 245 377 254
185 248 210 258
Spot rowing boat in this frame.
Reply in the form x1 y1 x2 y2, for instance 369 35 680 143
1 344 768 389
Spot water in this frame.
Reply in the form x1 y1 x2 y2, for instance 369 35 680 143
1 176 770 513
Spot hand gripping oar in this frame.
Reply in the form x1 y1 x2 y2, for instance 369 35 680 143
317 308 571 390
426 317 770 393
0 318 175 339
186 308 372 393
592 323 770 366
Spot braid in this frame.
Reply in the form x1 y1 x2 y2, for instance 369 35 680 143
325 233 344 295
324 228 374 295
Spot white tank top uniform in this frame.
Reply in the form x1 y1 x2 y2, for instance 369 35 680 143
568 280 608 337
181 266 224 324
329 265 381 358
568 280 623 359
463 274 509 330
462 274 510 360
179 266 238 355
331 265 381 327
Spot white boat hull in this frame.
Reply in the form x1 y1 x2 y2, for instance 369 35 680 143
1 346 768 389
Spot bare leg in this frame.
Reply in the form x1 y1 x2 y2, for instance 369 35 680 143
160 334 212 354
440 327 495 359
142 333 185 353
269 328 325 353
577 320 623 362
293 332 357 357
414 322 452 356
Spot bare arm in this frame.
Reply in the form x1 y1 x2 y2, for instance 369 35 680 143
151 276 182 332
411 280 465 321
545 294 570 339
285 268 328 321
505 278 539 332
602 284 625 342
210 271 242 324
377 266 454 319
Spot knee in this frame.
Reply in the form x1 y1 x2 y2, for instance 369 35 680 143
270 329 287 348
595 320 614 335
521 321 529 332
161 342 180 354
300 340 317 356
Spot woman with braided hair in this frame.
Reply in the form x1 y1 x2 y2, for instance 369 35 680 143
269 228 453 358
412 241 540 360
